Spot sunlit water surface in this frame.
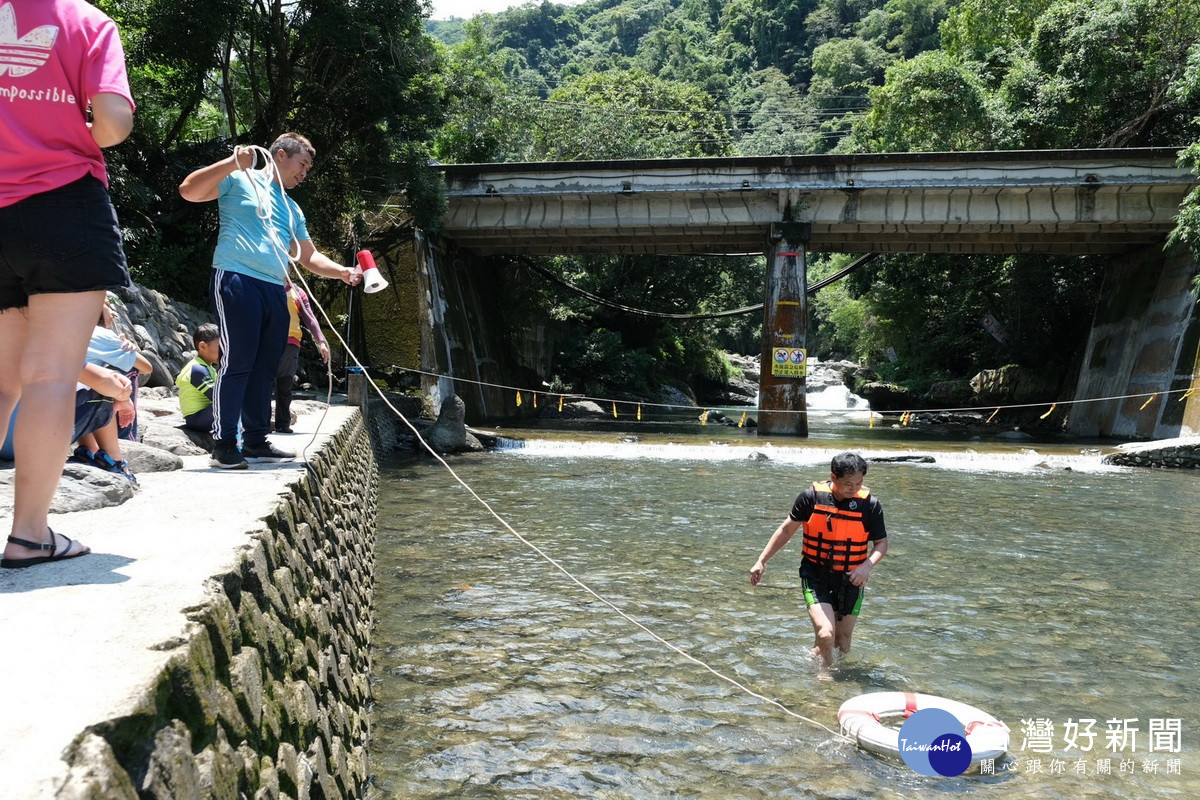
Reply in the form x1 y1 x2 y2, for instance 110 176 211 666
369 419 1200 799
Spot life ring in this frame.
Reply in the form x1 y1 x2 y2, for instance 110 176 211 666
837 691 1009 767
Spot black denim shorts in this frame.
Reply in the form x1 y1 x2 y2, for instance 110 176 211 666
0 175 130 310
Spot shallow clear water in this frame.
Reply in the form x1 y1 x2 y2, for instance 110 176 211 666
369 421 1200 799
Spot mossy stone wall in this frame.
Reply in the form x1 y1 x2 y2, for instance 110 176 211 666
56 414 379 800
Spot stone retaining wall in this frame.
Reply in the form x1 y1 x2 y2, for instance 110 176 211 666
57 415 379 799
1102 437 1200 469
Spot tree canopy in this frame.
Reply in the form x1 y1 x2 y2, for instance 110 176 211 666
100 0 445 304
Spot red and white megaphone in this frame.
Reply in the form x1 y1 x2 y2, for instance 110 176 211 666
355 250 388 294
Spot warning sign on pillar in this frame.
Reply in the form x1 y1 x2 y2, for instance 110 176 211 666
771 347 807 378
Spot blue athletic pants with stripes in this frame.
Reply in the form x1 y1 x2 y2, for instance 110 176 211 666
210 269 287 447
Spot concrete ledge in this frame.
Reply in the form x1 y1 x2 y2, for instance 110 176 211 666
0 406 378 799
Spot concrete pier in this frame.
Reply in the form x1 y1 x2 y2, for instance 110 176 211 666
0 406 377 799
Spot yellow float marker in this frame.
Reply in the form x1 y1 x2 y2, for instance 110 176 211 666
516 391 522 407
1139 393 1158 411
612 401 618 419
637 404 642 421
738 411 748 428
700 409 709 425
1040 403 1057 419
986 407 1000 424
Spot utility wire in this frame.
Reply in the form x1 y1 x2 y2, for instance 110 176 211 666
524 253 878 320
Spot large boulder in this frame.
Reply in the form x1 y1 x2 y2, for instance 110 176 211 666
855 381 915 412
925 379 974 407
424 396 483 454
107 284 213 388
970 365 1060 405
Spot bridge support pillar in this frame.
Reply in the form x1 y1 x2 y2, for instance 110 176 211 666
1068 248 1200 438
757 223 810 437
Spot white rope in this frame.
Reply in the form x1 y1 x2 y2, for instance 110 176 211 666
234 143 304 276
283 263 848 741
231 135 847 737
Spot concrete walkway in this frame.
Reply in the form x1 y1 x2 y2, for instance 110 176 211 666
0 406 357 799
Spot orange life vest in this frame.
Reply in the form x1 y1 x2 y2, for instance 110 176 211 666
801 480 872 571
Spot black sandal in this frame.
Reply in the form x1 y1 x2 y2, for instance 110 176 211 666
1 530 91 569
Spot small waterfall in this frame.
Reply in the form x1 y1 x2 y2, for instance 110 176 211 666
805 358 870 411
735 354 869 411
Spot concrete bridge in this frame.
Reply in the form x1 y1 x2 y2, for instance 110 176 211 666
421 148 1200 438
440 148 1192 256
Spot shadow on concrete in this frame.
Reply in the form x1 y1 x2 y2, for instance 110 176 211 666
0 553 134 593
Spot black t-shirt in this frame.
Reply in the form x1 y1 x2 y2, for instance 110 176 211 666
788 485 888 541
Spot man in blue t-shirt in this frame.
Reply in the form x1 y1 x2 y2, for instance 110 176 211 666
178 133 360 469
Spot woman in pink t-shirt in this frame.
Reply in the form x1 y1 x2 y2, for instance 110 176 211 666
0 0 135 569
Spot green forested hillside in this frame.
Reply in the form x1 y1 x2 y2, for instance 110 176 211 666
424 0 1200 404
429 0 1200 162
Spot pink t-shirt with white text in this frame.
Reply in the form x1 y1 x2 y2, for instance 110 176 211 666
0 0 135 207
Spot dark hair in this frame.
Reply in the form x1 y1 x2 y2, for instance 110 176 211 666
831 452 868 477
193 323 219 349
269 132 316 160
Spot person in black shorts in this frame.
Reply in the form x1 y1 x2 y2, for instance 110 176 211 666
0 0 135 569
750 452 889 666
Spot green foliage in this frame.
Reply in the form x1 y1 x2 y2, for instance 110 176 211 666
809 37 892 106
532 69 731 159
857 0 950 58
940 0 1055 69
526 251 762 396
104 0 445 306
809 252 1105 386
1167 48 1200 293
731 69 824 155
433 21 539 163
846 50 1015 151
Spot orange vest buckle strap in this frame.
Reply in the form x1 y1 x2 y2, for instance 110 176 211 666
801 480 872 572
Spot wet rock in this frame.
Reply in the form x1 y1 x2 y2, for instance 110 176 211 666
550 400 607 418
855 381 914 412
424 396 483 453
867 455 936 463
657 385 698 410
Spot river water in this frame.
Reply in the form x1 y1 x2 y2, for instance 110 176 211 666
368 415 1200 799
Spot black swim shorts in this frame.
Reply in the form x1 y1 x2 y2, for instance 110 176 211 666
800 561 863 619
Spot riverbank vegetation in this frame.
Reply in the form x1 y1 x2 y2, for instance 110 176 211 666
100 0 1200 404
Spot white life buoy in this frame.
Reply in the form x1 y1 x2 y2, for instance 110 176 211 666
837 691 1009 768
